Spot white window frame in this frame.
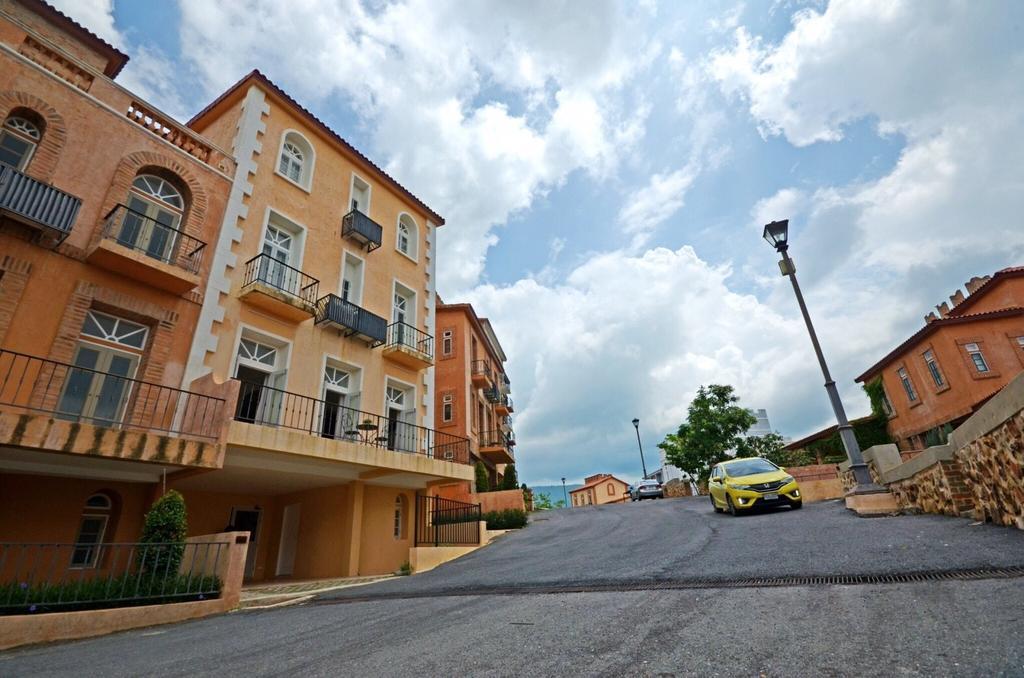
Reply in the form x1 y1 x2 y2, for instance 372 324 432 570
442 393 454 422
923 349 945 388
396 213 419 262
275 129 315 192
897 367 918 402
964 343 990 373
393 495 404 539
231 324 292 383
0 115 40 171
442 330 453 356
339 249 366 305
391 279 417 328
259 208 308 271
382 375 417 421
348 173 372 215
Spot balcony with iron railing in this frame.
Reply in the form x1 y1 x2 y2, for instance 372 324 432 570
239 253 319 322
341 209 383 252
86 205 206 294
483 386 501 404
0 350 226 467
470 360 493 389
314 294 387 347
232 379 471 466
0 164 81 247
478 429 514 465
382 322 433 370
495 393 514 416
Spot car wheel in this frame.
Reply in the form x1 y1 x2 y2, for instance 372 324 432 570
726 495 739 517
710 495 722 513
790 500 803 510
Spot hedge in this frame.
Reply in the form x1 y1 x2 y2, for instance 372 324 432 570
483 509 527 530
0 573 221 616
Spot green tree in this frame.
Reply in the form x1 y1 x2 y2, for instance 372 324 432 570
138 490 188 576
500 463 519 490
738 432 814 467
533 492 554 510
658 384 758 485
554 499 566 508
474 461 491 493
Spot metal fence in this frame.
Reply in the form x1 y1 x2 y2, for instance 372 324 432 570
314 293 387 345
0 541 226 615
414 495 481 546
0 350 225 440
242 253 320 305
386 321 434 360
233 379 471 463
101 204 206 274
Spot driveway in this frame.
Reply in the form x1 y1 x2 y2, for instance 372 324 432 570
4 498 1024 677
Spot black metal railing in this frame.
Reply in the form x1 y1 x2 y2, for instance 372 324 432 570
479 429 512 450
471 360 492 382
242 253 319 306
100 204 206 274
385 322 433 360
414 495 481 547
232 379 471 463
0 164 81 243
315 294 387 346
341 209 382 252
0 541 226 615
483 386 500 404
0 350 225 440
498 394 514 412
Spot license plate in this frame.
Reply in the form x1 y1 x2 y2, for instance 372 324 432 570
763 493 779 500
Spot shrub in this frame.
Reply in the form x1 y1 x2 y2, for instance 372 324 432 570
500 464 518 490
138 490 188 576
474 462 491 493
483 509 528 530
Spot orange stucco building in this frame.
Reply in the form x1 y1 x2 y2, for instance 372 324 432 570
0 0 234 548
0 1 475 583
433 300 515 491
570 474 630 506
856 268 1024 450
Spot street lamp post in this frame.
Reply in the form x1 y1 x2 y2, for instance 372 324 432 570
561 477 568 508
631 418 649 479
762 219 883 494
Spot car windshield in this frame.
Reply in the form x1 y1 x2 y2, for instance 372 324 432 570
723 458 779 477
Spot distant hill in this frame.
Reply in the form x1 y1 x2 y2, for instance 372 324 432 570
528 484 580 504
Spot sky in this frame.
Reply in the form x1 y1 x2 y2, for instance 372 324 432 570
53 0 1024 486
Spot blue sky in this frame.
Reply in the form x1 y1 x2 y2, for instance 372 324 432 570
56 0 1024 485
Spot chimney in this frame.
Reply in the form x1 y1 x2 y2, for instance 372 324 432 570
949 289 966 308
936 301 950 318
964 275 991 295
924 312 938 324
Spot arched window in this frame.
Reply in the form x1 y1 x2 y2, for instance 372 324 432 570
607 483 614 496
393 495 405 539
396 214 418 259
0 112 43 171
277 131 314 189
71 492 115 568
117 173 187 263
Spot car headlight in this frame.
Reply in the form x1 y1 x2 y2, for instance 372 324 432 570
781 475 795 484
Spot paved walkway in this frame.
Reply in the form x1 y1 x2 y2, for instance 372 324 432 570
240 575 394 608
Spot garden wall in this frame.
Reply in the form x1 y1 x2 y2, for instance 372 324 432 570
785 464 844 503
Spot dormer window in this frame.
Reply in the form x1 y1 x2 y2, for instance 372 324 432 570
0 114 42 170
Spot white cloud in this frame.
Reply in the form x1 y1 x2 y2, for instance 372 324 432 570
47 0 121 48
618 165 699 247
176 0 658 293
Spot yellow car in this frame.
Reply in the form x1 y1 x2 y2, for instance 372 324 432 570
708 457 802 516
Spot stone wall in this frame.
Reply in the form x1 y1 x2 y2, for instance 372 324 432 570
955 408 1024 528
887 459 974 518
663 478 693 498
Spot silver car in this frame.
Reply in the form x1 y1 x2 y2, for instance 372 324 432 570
631 479 663 500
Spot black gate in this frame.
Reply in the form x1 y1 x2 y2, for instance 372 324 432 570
414 495 481 546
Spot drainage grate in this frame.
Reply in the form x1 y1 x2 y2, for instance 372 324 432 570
310 566 1024 605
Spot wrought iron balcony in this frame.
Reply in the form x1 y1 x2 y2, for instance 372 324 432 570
314 293 387 346
240 253 319 321
341 209 383 252
483 386 500 404
0 349 225 440
496 394 514 415
232 379 471 463
478 428 514 464
383 321 433 369
0 164 81 246
471 360 493 388
87 205 207 294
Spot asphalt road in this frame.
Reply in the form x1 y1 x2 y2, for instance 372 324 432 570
4 498 1024 677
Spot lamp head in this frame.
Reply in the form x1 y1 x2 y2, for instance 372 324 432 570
762 219 790 252
632 418 639 428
